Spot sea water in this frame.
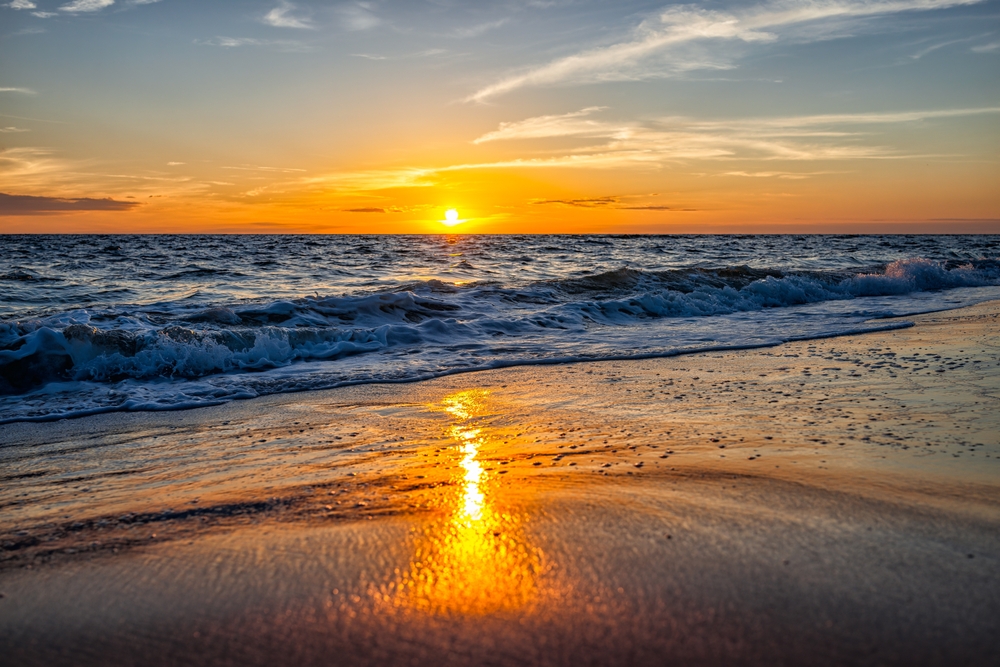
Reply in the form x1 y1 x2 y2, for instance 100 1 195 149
1 234 998 423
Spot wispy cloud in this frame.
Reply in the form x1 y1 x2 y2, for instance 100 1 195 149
60 0 115 13
971 41 999 53
6 1 36 9
0 87 37 94
222 164 307 173
306 167 439 191
531 196 621 208
0 147 88 192
907 35 980 59
349 48 447 61
199 36 311 52
0 147 209 201
310 105 1000 192
468 0 986 101
338 2 380 31
474 106 1000 144
721 170 826 179
454 18 510 39
473 106 611 144
530 196 685 211
263 1 313 29
0 126 30 133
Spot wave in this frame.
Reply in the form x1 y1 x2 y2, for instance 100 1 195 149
0 257 998 417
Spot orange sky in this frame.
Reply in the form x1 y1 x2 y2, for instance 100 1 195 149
1 0 998 233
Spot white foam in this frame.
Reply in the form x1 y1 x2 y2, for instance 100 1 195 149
1 255 998 423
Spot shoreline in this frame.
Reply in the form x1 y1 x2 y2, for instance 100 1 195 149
1 301 998 666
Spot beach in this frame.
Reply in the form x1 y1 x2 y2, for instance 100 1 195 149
5 0 1000 661
1 301 998 666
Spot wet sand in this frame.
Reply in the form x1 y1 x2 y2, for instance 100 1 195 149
1 302 998 666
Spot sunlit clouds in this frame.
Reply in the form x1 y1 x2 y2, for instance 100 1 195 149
0 0 996 231
309 105 1000 193
59 0 115 13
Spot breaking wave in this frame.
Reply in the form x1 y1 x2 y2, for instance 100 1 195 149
1 256 998 421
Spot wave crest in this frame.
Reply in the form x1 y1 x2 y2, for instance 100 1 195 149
0 257 997 410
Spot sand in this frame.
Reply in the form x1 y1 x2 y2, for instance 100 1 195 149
1 302 998 666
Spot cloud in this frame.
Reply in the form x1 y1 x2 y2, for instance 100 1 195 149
971 41 999 53
338 2 380 31
0 126 30 133
0 87 37 94
0 192 140 215
906 35 980 59
349 48 447 61
167 161 184 166
454 18 510 39
472 106 1000 163
530 196 681 210
31 11 55 17
263 1 313 29
306 167 438 191
6 1 36 9
60 0 115 12
222 163 306 173
199 36 311 52
0 147 67 183
344 207 386 213
467 0 986 101
721 170 814 179
473 106 611 144
312 105 1000 193
531 196 622 208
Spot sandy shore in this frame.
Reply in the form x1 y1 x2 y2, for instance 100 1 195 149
1 302 998 666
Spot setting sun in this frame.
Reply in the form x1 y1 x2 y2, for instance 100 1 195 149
442 209 462 227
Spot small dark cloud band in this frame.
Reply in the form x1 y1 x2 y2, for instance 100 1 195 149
0 192 141 215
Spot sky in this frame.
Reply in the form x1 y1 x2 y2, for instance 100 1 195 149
1 0 998 233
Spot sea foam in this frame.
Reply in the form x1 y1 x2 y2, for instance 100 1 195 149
2 236 998 423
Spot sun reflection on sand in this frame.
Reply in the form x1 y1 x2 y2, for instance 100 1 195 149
385 390 542 616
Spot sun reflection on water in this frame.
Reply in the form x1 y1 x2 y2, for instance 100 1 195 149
387 390 541 616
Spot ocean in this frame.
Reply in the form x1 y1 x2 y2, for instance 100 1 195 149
1 234 998 423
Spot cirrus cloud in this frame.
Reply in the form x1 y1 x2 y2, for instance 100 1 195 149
60 0 115 12
263 1 313 29
467 0 986 102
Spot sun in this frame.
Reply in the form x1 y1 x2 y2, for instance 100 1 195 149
442 209 463 227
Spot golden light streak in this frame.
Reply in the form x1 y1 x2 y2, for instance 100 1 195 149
387 390 542 616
